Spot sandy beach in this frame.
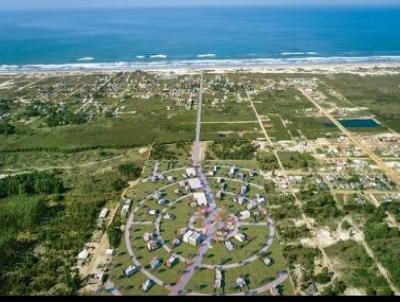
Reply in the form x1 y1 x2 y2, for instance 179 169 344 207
1 61 400 77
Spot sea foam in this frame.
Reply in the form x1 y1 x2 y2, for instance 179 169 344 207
150 54 167 59
77 57 95 62
197 54 216 58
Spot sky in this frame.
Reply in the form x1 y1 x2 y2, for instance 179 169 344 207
1 0 399 10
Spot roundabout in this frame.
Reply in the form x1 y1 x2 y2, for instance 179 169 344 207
109 162 289 296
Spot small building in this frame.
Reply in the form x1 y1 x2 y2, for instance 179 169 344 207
172 238 181 247
234 233 246 243
263 257 273 266
194 192 208 207
166 254 179 268
240 183 249 196
125 265 140 277
163 213 175 220
99 208 109 219
214 268 223 289
186 167 197 178
152 190 164 200
229 165 237 178
148 209 159 216
77 249 89 262
239 210 251 220
167 175 176 183
188 178 203 191
183 229 203 246
236 195 246 205
224 241 234 251
146 240 160 252
105 249 115 257
158 198 167 206
256 194 266 204
236 276 247 289
121 204 130 216
142 279 155 292
216 177 223 184
150 257 162 270
247 200 257 211
216 190 223 200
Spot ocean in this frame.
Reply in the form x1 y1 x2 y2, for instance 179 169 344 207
1 5 400 71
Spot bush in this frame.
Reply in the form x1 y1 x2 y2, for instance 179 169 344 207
118 163 142 179
315 267 332 284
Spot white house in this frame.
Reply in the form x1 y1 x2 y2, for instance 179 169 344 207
121 204 130 216
188 178 202 191
99 208 109 219
240 183 249 196
239 210 251 220
215 268 223 289
105 249 115 257
237 195 246 205
229 165 237 178
224 241 234 251
263 257 273 266
183 229 203 246
166 254 179 268
186 167 197 178
125 265 140 277
151 257 162 270
247 200 257 211
142 279 154 292
78 249 89 262
194 192 208 207
234 233 246 243
236 277 247 288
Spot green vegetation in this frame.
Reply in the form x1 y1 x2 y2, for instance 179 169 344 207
0 122 16 135
325 240 393 295
107 214 123 248
207 139 257 160
278 152 318 170
0 173 106 295
322 74 400 132
0 171 65 199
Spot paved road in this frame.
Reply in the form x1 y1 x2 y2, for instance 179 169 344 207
192 74 203 166
169 74 222 295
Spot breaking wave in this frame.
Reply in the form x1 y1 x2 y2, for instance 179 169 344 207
77 57 95 62
149 54 167 59
197 54 216 58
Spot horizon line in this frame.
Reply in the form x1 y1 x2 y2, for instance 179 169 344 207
1 3 400 12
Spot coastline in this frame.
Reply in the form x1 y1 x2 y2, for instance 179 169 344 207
1 56 400 76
